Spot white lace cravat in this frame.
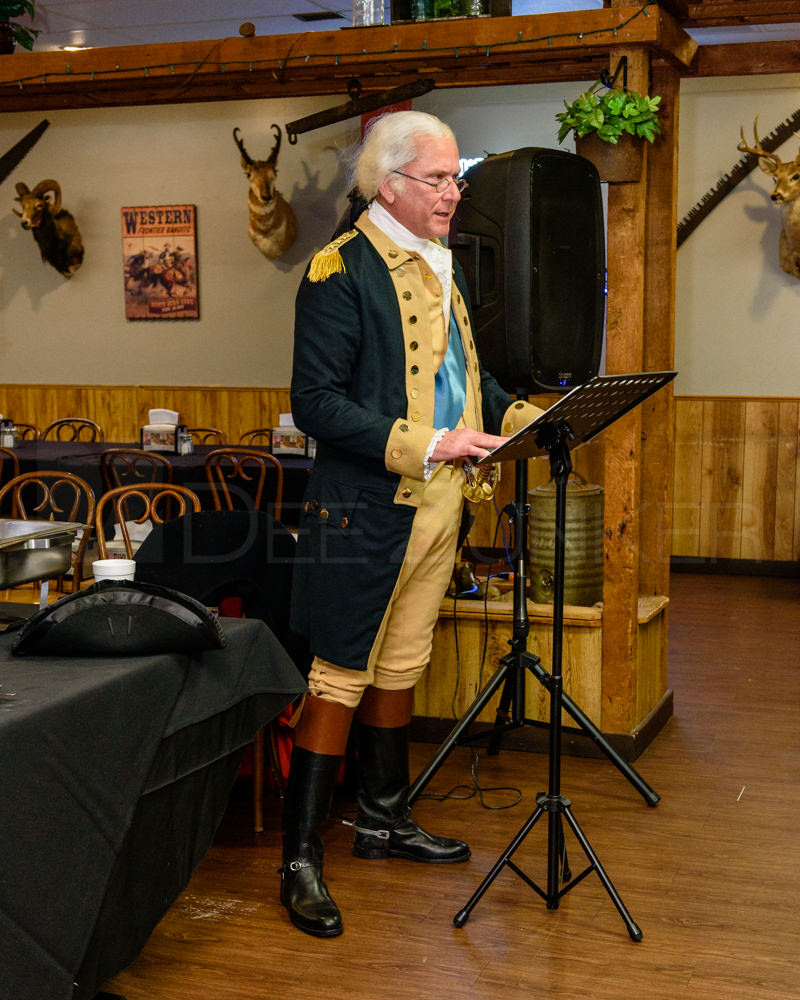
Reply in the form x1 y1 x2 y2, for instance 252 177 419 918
368 201 452 320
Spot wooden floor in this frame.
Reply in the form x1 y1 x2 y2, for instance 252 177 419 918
105 573 800 1000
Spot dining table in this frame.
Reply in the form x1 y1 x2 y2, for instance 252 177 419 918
0 614 306 1000
11 440 313 527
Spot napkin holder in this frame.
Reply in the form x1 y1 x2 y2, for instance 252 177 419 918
140 423 192 454
270 425 316 457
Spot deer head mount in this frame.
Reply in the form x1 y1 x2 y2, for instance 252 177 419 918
233 123 298 260
13 179 84 278
738 118 800 279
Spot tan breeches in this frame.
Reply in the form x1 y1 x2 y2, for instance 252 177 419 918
307 463 464 709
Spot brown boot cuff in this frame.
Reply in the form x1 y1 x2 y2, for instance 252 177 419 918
293 694 355 756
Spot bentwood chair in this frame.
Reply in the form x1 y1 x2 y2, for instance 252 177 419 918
41 418 104 442
99 450 175 532
0 470 96 592
238 428 273 446
14 423 38 440
100 448 174 490
0 446 20 486
204 447 283 521
188 427 225 445
94 483 201 559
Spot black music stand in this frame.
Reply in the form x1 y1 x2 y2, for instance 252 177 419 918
414 371 676 940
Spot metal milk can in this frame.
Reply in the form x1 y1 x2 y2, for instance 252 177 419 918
528 473 604 607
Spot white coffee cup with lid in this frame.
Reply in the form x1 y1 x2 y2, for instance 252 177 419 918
92 559 136 582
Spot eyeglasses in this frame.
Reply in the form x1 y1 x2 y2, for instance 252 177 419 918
392 170 468 194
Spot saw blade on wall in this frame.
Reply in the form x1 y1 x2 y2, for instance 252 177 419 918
0 119 49 186
677 108 800 248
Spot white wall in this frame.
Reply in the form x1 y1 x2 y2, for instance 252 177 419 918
0 96 357 386
1 73 798 396
676 74 800 397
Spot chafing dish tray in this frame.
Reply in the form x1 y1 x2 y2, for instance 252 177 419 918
0 519 83 588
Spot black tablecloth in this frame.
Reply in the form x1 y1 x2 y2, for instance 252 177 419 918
0 617 306 1000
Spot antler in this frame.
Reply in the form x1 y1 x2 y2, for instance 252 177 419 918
738 117 780 165
233 127 253 166
267 123 282 165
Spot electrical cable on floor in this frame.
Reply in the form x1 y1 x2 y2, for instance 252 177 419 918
426 500 522 812
415 745 522 811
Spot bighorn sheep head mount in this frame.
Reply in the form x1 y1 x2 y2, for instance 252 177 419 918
233 123 298 260
738 118 800 280
13 179 84 278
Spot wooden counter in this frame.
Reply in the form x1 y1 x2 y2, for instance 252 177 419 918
412 592 671 761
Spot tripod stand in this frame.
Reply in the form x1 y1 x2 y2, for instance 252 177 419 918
409 371 676 939
409 448 658 809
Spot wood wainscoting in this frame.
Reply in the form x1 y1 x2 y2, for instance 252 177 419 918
0 384 292 445
673 395 800 563
1 386 797 564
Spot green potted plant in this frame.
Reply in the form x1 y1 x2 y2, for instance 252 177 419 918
555 80 662 182
0 1 39 53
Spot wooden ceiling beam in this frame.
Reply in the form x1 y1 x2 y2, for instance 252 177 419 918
687 38 800 74
0 7 696 113
684 1 800 26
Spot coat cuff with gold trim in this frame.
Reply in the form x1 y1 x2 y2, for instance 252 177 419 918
500 399 544 437
385 416 436 479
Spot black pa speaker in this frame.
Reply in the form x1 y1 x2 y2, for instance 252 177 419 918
450 147 605 394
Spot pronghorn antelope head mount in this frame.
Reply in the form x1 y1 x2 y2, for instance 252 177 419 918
738 118 800 279
233 123 298 260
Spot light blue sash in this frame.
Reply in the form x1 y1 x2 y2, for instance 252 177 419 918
434 310 467 430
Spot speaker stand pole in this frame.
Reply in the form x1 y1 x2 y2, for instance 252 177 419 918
408 446 658 810
409 451 536 797
453 422 642 941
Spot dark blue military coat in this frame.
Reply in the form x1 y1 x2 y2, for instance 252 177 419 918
290 213 535 670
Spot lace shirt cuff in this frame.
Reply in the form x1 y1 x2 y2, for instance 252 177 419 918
423 428 449 481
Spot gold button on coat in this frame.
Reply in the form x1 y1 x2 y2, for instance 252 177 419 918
402 488 412 498
391 448 403 459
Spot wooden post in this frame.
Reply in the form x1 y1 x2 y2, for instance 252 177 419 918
640 64 680 700
601 44 649 733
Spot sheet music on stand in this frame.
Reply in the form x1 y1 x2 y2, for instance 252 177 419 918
477 371 677 465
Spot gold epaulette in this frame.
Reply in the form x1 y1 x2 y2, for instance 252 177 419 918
307 229 358 283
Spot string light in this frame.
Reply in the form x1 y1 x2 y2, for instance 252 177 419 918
4 5 652 93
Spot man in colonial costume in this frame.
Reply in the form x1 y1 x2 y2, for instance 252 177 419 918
282 111 542 937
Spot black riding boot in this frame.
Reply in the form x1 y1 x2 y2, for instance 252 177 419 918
351 721 470 863
280 745 343 937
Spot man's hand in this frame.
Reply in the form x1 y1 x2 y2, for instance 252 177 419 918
430 427 508 464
